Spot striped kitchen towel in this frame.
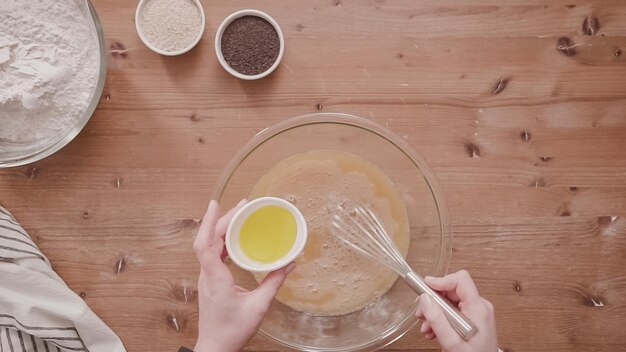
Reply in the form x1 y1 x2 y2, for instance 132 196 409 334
0 206 126 352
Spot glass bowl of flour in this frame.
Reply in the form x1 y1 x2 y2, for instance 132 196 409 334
0 0 106 167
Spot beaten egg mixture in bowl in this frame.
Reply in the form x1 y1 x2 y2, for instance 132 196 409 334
213 113 451 351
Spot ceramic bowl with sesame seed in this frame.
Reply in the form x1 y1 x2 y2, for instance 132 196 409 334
135 0 206 56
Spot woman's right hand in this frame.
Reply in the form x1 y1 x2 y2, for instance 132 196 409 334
416 270 498 352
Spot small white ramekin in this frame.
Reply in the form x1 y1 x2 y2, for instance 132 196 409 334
226 197 307 272
215 9 285 80
135 0 206 56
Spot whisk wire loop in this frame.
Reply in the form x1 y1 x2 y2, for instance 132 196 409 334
330 204 478 341
331 214 396 271
356 206 412 274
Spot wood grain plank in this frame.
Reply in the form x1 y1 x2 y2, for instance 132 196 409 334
1 0 625 351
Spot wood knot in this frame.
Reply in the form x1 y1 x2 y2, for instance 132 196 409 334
578 291 606 307
595 216 621 238
582 15 600 36
171 283 198 303
539 156 552 162
316 103 323 111
334 0 342 6
597 216 613 227
115 256 127 275
556 37 577 56
82 211 89 219
464 142 481 158
615 48 623 57
189 113 200 122
164 310 187 332
520 130 531 142
295 23 305 32
395 53 405 59
530 177 545 188
179 218 199 229
113 176 123 189
79 292 86 299
513 281 522 293
492 77 510 95
109 42 128 58
566 4 576 8
597 216 619 234
558 201 571 217
26 166 38 179
569 186 578 192
198 137 205 144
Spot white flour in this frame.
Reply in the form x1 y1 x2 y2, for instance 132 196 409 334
0 0 99 144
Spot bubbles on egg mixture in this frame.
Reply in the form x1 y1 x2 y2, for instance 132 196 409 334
251 150 410 316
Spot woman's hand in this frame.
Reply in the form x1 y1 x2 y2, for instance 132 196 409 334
416 270 498 352
193 200 295 352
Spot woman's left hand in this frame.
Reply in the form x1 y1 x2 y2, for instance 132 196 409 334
193 200 295 352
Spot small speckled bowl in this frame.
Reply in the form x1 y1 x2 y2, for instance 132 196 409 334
215 9 285 80
135 0 206 56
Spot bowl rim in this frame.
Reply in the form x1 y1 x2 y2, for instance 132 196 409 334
214 9 285 80
0 0 107 168
212 112 452 352
135 0 206 56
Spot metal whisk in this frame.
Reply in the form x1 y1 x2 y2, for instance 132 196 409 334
331 205 478 341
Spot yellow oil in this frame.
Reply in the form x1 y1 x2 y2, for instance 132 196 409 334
239 206 297 263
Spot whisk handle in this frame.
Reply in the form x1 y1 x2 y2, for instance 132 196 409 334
405 271 478 341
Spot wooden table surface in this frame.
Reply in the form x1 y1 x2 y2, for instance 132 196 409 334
2 0 626 351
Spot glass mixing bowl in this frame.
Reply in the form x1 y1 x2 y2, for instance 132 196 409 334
213 113 452 351
0 0 107 168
